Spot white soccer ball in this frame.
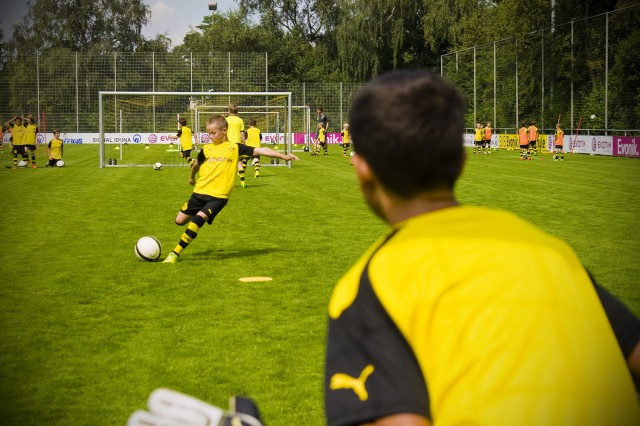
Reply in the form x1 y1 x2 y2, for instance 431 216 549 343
18 160 27 168
349 151 355 157
135 236 162 262
56 160 65 167
590 114 596 120
153 162 163 170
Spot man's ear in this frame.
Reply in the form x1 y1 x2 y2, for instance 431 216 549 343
351 153 374 187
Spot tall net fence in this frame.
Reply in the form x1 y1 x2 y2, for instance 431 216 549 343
441 5 640 135
0 51 361 136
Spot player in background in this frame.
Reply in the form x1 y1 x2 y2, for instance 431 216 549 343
483 120 492 154
473 122 483 154
325 69 640 426
553 123 564 161
245 118 262 178
313 122 328 156
0 125 4 154
6 116 27 169
225 103 248 187
46 129 64 167
24 114 38 168
162 115 298 264
168 118 194 166
340 123 351 157
518 122 530 160
316 107 329 132
527 120 538 156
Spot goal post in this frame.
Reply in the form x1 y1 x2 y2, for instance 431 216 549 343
97 91 293 168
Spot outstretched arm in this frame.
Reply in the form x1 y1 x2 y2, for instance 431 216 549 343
253 146 298 162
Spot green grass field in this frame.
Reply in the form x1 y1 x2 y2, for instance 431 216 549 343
0 144 638 425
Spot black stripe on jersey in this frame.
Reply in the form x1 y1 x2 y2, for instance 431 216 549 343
325 230 430 426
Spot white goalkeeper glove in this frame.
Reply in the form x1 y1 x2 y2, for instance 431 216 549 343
128 388 264 426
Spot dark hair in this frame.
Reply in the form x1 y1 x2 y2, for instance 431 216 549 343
229 103 239 114
350 70 466 198
249 118 257 126
179 118 187 126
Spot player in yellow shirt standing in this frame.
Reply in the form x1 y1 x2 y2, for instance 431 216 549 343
168 118 194 166
473 122 483 154
340 123 351 157
163 115 298 264
325 70 640 426
244 118 262 178
225 103 248 187
6 116 27 169
24 114 39 167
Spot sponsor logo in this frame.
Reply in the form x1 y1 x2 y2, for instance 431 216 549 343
64 138 83 144
36 134 45 144
148 134 158 144
617 139 638 156
133 134 142 144
330 364 375 401
592 138 597 152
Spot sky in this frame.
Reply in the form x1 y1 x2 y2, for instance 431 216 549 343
0 0 240 49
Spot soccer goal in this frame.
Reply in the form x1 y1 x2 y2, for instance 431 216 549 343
97 91 293 168
192 104 312 159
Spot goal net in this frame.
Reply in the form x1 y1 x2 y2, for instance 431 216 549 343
97 91 294 168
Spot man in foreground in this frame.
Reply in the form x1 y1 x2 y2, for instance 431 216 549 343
324 70 640 425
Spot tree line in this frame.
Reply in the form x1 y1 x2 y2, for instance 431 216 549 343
0 0 638 131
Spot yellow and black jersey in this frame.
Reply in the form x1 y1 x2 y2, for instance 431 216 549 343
25 123 38 145
10 123 26 145
341 129 350 145
177 126 193 150
325 205 639 426
48 137 63 160
318 128 327 143
193 142 254 199
474 127 483 142
225 115 245 144
245 127 262 148
555 129 564 146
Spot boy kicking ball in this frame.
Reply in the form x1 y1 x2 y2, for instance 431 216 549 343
163 115 298 263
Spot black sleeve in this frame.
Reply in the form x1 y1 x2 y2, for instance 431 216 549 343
591 274 640 358
237 143 255 157
176 129 182 137
197 149 205 164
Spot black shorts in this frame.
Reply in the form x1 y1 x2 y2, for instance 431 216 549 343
25 144 36 151
181 193 228 224
12 146 26 155
529 140 537 148
181 149 192 158
554 145 563 150
520 144 529 150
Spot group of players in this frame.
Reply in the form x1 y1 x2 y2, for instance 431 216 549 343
474 119 566 161
1 114 64 168
311 107 353 158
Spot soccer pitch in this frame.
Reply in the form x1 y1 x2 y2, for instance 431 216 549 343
0 145 638 424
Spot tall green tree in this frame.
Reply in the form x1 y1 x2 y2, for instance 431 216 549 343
7 0 150 52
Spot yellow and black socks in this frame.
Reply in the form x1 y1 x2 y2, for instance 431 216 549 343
253 157 260 177
172 215 206 256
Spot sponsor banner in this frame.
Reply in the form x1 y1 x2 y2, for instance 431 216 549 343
613 136 640 158
566 135 613 155
39 132 633 157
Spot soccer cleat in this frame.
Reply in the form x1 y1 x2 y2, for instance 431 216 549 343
254 172 259 178
163 252 178 264
241 181 246 188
